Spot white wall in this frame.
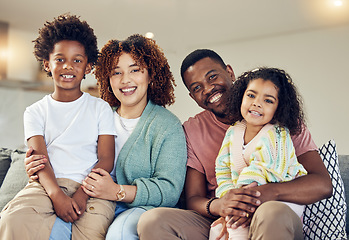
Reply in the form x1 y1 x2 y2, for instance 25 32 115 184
168 24 349 155
2 24 349 154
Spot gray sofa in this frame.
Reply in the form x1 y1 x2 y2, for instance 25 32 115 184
0 143 348 239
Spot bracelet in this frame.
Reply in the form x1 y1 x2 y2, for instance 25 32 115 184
116 185 126 201
206 197 218 218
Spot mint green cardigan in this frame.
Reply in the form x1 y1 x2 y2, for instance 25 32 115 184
115 101 187 210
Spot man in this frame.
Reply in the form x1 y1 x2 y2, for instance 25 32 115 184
138 49 332 240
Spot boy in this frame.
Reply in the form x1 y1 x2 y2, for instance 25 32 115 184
0 14 116 240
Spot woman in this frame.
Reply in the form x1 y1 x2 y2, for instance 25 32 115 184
24 34 187 240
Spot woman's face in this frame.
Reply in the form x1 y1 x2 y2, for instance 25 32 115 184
110 52 150 111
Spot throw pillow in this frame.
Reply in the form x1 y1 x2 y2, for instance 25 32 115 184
0 149 29 211
0 148 12 187
303 140 347 239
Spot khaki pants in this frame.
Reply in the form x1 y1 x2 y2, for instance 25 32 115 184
137 201 304 240
0 178 116 240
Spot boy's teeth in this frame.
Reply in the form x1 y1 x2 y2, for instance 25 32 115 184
209 93 222 103
63 75 74 78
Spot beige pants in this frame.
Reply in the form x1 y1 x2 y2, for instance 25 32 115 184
137 201 304 240
0 178 116 240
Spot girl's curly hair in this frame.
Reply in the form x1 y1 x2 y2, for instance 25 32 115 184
33 13 98 76
95 34 175 107
229 67 305 135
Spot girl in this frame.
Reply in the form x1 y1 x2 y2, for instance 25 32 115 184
24 34 187 240
210 67 308 240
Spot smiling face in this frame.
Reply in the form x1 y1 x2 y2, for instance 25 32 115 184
44 40 91 99
183 57 235 123
109 52 150 117
241 78 279 132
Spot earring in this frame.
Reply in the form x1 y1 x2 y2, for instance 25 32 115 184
108 86 113 94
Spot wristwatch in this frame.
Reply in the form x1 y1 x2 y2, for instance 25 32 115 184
116 185 126 201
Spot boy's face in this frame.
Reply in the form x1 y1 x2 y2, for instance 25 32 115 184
44 40 91 92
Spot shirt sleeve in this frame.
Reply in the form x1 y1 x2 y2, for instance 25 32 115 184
215 128 238 198
185 128 205 174
291 125 318 157
23 103 45 144
128 121 187 208
97 100 117 136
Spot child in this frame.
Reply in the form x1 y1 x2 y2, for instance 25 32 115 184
209 67 308 240
0 14 117 240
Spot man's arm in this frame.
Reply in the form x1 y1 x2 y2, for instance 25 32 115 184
185 167 260 219
251 150 332 205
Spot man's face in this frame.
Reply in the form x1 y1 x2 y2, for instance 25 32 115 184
183 57 235 122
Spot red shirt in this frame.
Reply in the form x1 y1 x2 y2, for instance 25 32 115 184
183 110 317 198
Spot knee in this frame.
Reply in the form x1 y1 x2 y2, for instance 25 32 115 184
137 208 169 236
254 201 291 222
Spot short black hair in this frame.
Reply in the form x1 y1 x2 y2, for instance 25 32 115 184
229 67 305 135
180 49 226 86
33 13 98 76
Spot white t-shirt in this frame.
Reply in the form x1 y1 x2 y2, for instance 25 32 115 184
24 92 117 183
110 111 140 181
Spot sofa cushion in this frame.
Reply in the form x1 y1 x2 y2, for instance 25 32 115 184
0 149 29 211
338 154 349 233
303 140 347 239
0 148 12 187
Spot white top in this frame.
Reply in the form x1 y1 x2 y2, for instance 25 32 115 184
24 92 117 183
110 111 140 180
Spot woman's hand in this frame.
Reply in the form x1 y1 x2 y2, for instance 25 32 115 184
82 168 118 201
24 146 48 180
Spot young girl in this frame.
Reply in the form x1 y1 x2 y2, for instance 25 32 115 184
209 67 308 240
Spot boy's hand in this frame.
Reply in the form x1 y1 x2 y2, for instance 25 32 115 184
72 187 89 216
51 191 80 223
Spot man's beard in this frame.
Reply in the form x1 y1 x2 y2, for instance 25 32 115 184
212 109 227 120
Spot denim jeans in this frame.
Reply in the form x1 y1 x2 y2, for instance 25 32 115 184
106 206 146 240
49 202 145 240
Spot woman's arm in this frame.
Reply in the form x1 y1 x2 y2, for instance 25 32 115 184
128 124 188 208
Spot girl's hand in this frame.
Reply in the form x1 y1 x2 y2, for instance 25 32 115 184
211 217 229 240
82 168 118 201
224 182 258 228
24 146 48 180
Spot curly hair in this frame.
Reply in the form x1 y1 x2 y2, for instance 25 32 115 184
229 67 305 135
33 13 98 76
95 34 175 107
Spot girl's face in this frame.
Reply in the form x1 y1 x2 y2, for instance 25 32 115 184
110 52 150 112
241 78 279 130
